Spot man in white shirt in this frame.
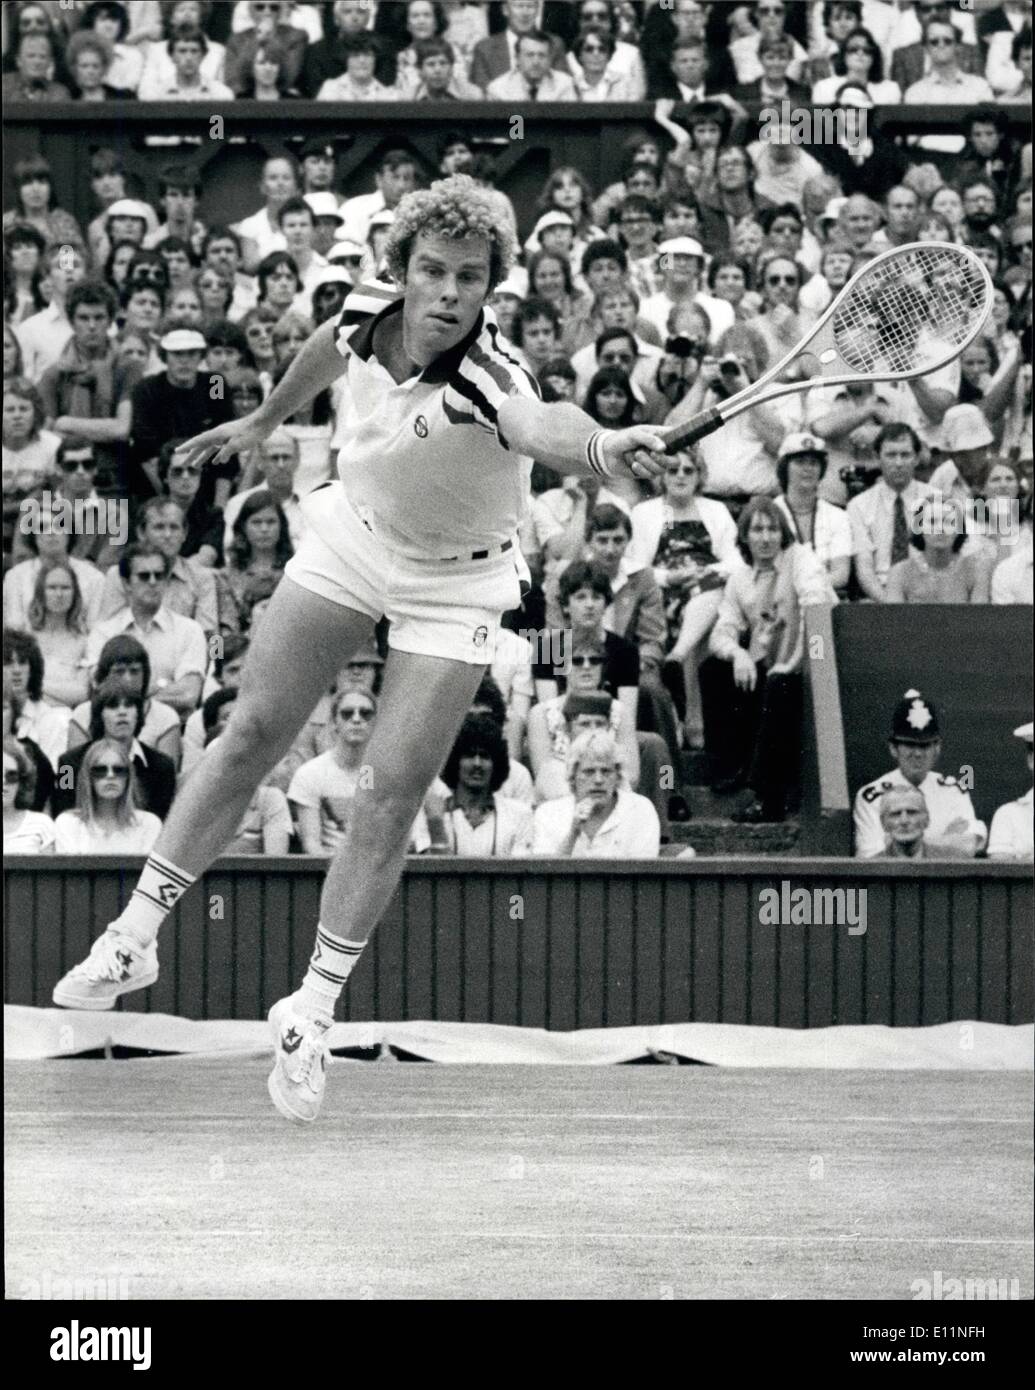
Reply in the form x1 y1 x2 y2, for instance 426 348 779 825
904 17 994 104
15 244 86 383
847 423 933 601
853 689 987 858
234 156 300 272
338 150 419 249
274 197 327 312
144 26 235 101
3 630 71 766
99 499 219 636
570 327 663 417
639 238 734 347
987 721 1034 859
529 729 660 857
87 545 209 718
927 404 994 503
486 30 576 100
223 431 307 552
469 0 565 90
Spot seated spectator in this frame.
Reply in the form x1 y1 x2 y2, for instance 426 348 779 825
5 224 48 326
3 629 71 766
615 193 664 300
529 729 660 858
65 29 137 99
641 236 734 350
128 327 234 505
567 1 645 98
3 322 26 380
750 254 816 373
408 35 482 99
4 505 105 626
527 656 639 805
3 672 55 812
470 4 568 91
288 686 429 854
79 3 144 93
700 497 835 822
37 281 140 491
53 736 162 854
954 339 1023 450
2 378 59 497
995 22 1031 102
853 689 986 858
219 489 294 634
582 368 642 481
138 21 233 100
156 439 224 568
885 495 990 604
52 678 176 820
812 24 900 104
3 159 85 262
510 296 564 378
1 28 72 101
973 459 1029 575
85 546 208 720
199 226 258 321
255 250 304 321
99 497 219 635
798 240 861 322
3 736 55 853
628 448 737 747
316 32 400 99
991 495 1034 604
987 721 1034 860
25 561 91 709
734 32 810 102
697 146 777 258
874 785 959 860
67 634 182 765
772 434 852 592
423 713 533 856
224 0 308 93
903 15 992 106
182 634 250 774
846 423 933 602
569 24 638 100
165 283 206 329
223 430 305 549
525 251 590 356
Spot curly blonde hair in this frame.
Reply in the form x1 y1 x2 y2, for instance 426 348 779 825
384 174 517 293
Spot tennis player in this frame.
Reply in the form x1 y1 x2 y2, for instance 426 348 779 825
53 175 669 1123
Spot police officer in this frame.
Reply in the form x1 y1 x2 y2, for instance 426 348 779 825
853 689 987 858
988 722 1034 860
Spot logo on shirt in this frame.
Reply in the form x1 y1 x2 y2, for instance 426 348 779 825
414 415 429 438
472 625 489 649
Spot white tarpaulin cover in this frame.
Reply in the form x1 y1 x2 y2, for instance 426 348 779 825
5 1007 1032 1069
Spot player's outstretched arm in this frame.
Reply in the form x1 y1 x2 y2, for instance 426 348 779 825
177 318 347 469
498 397 668 482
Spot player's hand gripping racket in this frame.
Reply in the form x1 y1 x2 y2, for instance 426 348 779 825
663 241 993 453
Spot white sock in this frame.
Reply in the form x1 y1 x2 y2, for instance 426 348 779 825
296 924 366 1024
113 854 196 948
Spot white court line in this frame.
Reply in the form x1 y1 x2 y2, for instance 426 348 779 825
5 1111 1032 1124
8 1230 1031 1245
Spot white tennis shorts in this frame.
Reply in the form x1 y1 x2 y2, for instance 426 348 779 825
285 482 523 666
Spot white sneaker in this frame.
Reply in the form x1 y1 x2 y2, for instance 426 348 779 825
52 931 159 1011
267 996 330 1124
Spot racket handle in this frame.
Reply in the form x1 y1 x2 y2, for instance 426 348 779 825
664 406 724 454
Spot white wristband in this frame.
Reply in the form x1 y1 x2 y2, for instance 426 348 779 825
585 429 615 478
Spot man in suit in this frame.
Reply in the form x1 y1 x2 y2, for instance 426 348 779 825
733 36 811 105
470 0 567 90
647 38 726 102
891 22 982 90
486 29 576 99
223 0 308 94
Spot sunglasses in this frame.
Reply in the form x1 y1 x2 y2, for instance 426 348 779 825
91 764 129 778
338 706 374 721
3 770 23 786
168 464 200 477
927 35 955 46
570 654 605 666
131 268 167 284
59 457 97 472
766 274 797 285
131 570 165 583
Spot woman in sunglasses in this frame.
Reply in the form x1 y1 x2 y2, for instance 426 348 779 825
2 736 55 854
811 25 900 104
53 736 162 854
52 678 176 821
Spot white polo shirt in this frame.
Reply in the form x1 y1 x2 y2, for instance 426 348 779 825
329 282 540 559
988 788 1034 860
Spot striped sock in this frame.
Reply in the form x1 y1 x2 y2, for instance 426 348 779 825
114 854 196 947
296 925 367 1024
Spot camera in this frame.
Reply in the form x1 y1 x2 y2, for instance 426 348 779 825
664 336 697 359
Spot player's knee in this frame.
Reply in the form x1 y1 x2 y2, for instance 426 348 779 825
219 701 288 768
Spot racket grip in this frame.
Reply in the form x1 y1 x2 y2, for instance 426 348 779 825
664 406 723 454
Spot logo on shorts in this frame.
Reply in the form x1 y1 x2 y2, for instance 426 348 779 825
414 415 429 438
472 625 489 649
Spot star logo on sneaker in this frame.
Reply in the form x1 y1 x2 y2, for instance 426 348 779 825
156 881 180 906
115 949 135 981
281 1026 303 1054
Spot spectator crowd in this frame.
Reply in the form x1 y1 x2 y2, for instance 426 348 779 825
3 1 1032 862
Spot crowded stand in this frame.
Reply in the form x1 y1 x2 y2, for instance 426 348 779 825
3 0 1032 864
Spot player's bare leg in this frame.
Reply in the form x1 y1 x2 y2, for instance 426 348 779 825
52 577 376 1011
268 650 486 1123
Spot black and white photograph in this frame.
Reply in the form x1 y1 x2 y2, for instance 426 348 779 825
3 0 1032 1348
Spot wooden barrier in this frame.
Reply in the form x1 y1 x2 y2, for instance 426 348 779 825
5 856 1031 1027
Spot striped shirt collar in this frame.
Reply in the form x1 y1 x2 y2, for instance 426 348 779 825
345 289 494 385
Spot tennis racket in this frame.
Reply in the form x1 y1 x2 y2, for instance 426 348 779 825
663 241 994 453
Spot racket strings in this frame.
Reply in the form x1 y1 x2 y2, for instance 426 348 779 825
832 246 988 376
